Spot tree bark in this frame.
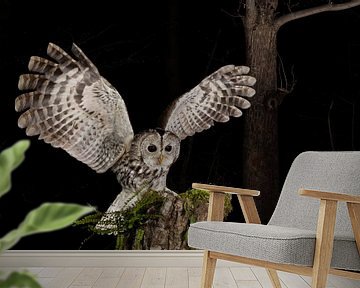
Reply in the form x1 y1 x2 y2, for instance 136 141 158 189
242 1 280 223
142 194 191 250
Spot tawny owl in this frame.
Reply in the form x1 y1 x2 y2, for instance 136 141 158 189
15 43 256 230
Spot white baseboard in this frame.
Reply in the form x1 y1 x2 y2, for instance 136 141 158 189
0 250 247 267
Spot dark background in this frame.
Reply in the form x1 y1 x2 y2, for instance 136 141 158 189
0 0 359 249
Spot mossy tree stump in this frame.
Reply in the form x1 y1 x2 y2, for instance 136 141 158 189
76 189 232 250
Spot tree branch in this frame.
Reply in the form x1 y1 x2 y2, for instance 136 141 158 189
275 0 360 30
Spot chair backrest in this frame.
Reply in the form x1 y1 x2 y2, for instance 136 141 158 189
268 151 360 239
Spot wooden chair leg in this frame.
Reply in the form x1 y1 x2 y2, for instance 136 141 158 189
238 195 282 287
347 202 360 254
266 269 282 288
312 200 337 288
201 251 217 288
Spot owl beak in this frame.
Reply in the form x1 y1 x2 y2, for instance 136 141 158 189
158 154 164 165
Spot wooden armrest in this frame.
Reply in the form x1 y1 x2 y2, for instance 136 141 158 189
192 183 260 197
299 189 360 204
301 188 360 263
193 183 261 223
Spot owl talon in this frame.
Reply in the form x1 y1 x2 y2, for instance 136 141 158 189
163 188 179 197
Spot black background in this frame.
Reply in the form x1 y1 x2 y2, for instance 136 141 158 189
0 0 359 249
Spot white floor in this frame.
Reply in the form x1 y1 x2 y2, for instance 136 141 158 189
0 251 359 288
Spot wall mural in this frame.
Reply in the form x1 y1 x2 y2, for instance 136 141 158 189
2 1 359 250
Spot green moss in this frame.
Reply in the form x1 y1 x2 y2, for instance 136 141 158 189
75 190 164 247
74 211 103 227
180 189 232 223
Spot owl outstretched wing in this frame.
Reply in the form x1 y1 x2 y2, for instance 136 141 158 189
162 65 256 140
15 43 134 173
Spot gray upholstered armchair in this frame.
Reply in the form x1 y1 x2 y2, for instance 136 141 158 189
188 151 360 288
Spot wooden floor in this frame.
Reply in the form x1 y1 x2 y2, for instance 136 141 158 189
1 251 359 288
2 266 360 288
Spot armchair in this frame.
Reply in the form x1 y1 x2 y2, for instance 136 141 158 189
188 151 360 288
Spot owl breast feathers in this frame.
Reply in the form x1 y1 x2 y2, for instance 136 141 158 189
15 42 256 213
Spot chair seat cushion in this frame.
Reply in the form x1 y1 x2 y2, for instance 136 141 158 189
188 221 360 271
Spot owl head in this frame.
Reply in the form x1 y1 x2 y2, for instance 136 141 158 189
132 129 181 169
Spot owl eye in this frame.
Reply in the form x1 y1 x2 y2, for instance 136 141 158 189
147 144 157 152
165 145 172 152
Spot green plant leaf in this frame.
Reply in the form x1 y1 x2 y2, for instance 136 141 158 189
0 203 95 251
0 140 30 198
0 271 41 288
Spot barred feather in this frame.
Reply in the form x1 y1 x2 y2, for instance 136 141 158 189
28 56 57 73
163 65 256 140
15 42 134 173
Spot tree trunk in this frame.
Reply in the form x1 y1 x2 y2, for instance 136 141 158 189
242 1 280 223
142 194 191 249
